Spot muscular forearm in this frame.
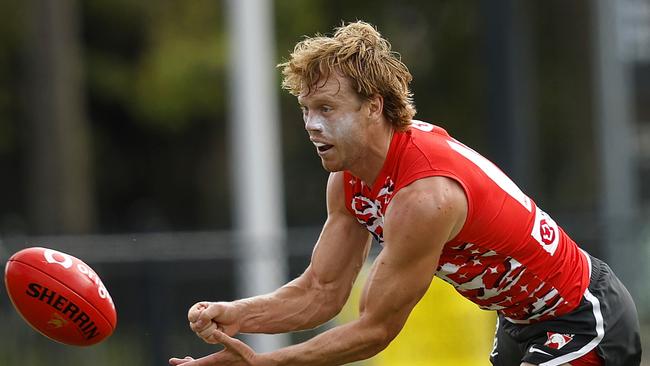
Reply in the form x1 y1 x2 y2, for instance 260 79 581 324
234 276 347 334
261 317 393 366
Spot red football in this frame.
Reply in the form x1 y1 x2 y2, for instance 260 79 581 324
4 247 117 346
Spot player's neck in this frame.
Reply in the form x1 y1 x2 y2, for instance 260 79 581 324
349 123 394 189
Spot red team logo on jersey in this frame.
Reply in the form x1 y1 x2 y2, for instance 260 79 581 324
531 209 560 255
539 219 556 245
544 332 574 349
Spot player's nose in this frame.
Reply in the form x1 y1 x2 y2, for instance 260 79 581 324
304 114 324 132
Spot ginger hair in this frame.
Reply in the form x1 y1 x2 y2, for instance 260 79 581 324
278 21 416 130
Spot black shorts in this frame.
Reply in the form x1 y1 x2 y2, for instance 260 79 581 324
490 255 642 366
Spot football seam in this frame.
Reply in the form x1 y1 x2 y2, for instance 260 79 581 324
7 258 117 331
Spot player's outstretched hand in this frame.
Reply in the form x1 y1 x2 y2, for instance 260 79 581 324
169 331 261 366
189 301 241 343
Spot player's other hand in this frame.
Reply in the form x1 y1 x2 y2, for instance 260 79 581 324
169 356 194 365
189 301 241 343
170 331 259 366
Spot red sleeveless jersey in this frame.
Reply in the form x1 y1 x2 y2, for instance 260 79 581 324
343 121 590 323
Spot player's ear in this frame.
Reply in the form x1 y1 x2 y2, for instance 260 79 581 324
366 94 383 120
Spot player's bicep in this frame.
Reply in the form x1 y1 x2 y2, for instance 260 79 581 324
302 172 371 302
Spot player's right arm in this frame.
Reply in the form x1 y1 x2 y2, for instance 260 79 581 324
189 171 371 342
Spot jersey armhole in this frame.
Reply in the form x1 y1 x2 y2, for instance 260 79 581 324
395 170 474 243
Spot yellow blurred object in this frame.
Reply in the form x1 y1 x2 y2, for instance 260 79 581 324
338 263 496 366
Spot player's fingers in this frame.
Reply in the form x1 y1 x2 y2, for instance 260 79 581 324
190 319 224 336
211 330 251 356
189 318 211 333
188 301 211 323
168 356 194 365
204 332 222 344
195 302 226 324
196 321 219 340
172 353 222 366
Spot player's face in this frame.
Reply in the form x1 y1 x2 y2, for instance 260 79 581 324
298 73 371 172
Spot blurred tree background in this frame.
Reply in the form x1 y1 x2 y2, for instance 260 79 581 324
0 0 612 239
0 0 648 365
0 0 610 237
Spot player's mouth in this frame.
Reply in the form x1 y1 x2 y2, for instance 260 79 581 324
314 142 334 155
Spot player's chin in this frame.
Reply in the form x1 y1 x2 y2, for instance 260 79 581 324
320 159 343 173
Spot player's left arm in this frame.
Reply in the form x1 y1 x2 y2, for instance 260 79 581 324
170 176 468 366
